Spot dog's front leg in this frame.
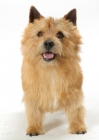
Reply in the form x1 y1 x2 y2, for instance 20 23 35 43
66 104 87 134
25 100 45 136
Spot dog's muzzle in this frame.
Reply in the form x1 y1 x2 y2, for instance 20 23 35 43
42 40 56 61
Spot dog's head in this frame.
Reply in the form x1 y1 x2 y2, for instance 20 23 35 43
21 6 82 65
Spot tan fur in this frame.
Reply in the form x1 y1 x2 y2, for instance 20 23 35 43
21 9 86 136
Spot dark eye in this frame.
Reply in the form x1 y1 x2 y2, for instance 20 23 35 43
37 31 43 37
56 31 64 39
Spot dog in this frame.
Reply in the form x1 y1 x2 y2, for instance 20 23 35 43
21 6 87 136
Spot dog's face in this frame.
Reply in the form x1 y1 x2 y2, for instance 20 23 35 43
21 6 82 65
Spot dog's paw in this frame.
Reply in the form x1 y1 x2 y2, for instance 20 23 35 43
76 130 87 134
26 126 45 137
70 129 87 135
26 133 39 136
69 124 87 134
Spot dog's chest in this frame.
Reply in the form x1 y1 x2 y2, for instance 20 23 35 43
51 87 58 109
49 75 60 109
40 68 67 111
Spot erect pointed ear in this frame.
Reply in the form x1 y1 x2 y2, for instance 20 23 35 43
29 6 42 23
64 9 76 25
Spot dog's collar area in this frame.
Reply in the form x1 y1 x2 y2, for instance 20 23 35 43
42 52 56 61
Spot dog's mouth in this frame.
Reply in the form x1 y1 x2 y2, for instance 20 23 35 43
42 52 56 61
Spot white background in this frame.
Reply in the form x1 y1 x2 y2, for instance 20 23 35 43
0 0 99 140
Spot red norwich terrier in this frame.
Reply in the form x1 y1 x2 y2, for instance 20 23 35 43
21 6 87 136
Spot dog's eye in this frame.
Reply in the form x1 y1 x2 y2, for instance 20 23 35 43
37 31 43 37
56 32 64 39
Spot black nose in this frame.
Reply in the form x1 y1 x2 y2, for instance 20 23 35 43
44 40 54 50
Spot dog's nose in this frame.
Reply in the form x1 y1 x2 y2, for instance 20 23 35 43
44 40 54 50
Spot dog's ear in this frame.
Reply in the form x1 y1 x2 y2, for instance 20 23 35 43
29 6 43 23
64 9 76 25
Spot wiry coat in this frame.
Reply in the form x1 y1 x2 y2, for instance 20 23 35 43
21 6 86 136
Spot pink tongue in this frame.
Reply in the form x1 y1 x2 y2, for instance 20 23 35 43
43 52 54 59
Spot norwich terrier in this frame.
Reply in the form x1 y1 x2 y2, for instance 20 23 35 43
21 6 87 136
